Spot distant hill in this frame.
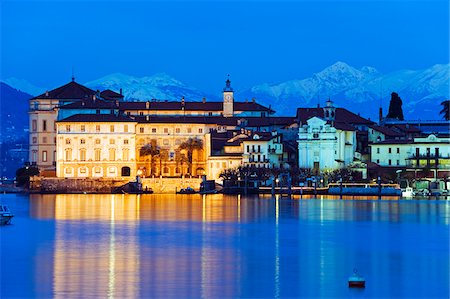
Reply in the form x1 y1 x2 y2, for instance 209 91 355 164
238 62 450 120
4 62 449 121
85 72 218 102
0 82 32 140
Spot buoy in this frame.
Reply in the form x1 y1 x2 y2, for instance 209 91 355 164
348 268 365 288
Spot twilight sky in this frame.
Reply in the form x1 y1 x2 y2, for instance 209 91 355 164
1 0 449 93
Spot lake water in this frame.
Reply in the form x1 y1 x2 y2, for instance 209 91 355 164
1 193 449 299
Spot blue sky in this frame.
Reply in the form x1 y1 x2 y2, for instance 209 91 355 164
1 0 448 93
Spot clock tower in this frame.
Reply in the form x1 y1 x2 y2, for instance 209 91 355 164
223 76 234 117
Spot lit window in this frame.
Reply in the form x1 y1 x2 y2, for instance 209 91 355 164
110 125 114 133
96 125 101 132
32 137 37 144
80 168 87 174
124 125 128 133
140 127 144 133
80 149 86 161
80 139 85 144
43 137 47 143
164 128 169 133
198 128 203 133
66 125 71 132
81 125 85 132
123 149 129 161
42 151 47 162
65 149 72 161
32 120 37 131
109 148 116 161
94 149 101 161
163 139 169 145
95 139 101 144
110 139 115 144
66 139 71 145
187 128 192 133
176 128 181 133
124 139 129 144
152 128 157 133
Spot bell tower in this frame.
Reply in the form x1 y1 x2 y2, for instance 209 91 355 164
323 98 336 121
223 75 234 117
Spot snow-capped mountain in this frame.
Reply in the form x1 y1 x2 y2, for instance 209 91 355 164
85 72 217 102
239 62 449 120
1 77 45 96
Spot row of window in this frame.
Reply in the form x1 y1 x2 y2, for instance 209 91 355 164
31 120 56 132
138 127 204 134
64 124 130 133
376 159 401 166
64 148 130 162
32 137 57 144
31 150 56 163
375 147 401 154
65 138 129 145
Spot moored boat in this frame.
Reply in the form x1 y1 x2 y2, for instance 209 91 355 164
0 205 14 225
348 269 365 288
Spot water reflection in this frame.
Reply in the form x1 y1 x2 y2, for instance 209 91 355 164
5 194 447 298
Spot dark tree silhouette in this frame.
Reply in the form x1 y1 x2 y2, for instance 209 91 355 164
386 92 404 120
139 140 159 176
16 166 39 188
178 138 203 175
440 100 449 120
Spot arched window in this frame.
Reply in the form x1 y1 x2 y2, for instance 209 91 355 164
94 149 101 161
79 149 86 161
121 166 131 177
109 148 116 161
65 139 71 145
65 149 72 161
123 149 129 161
163 166 169 174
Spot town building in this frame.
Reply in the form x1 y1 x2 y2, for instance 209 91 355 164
297 100 374 171
369 134 450 179
41 78 296 180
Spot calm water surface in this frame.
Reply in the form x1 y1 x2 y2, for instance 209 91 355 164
1 194 449 299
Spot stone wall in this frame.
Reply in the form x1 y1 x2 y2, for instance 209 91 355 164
29 176 203 194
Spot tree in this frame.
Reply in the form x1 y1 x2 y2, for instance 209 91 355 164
178 138 203 176
139 140 159 176
386 92 404 120
440 100 449 120
15 165 39 188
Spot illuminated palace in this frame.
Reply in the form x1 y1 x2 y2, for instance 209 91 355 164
30 78 296 180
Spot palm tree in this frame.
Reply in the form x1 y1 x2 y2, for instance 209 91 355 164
139 140 159 177
157 148 169 177
440 100 449 120
178 137 203 176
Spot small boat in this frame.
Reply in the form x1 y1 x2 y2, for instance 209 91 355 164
177 187 197 194
402 187 415 198
348 269 365 288
0 205 14 225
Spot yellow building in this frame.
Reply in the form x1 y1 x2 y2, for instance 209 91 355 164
33 78 297 179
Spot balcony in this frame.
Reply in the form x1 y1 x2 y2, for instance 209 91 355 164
407 153 450 160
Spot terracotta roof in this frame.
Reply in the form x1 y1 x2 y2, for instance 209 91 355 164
296 107 373 125
100 89 124 101
369 124 404 137
33 81 96 100
57 114 136 123
59 99 274 113
391 124 422 134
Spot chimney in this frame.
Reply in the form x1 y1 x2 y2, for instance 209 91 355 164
45 91 49 97
146 101 150 109
245 98 248 103
317 103 320 108
252 98 256 103
202 97 206 103
181 96 185 106
120 88 123 95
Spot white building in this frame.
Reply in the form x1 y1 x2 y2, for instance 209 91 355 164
370 134 450 171
298 117 357 171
